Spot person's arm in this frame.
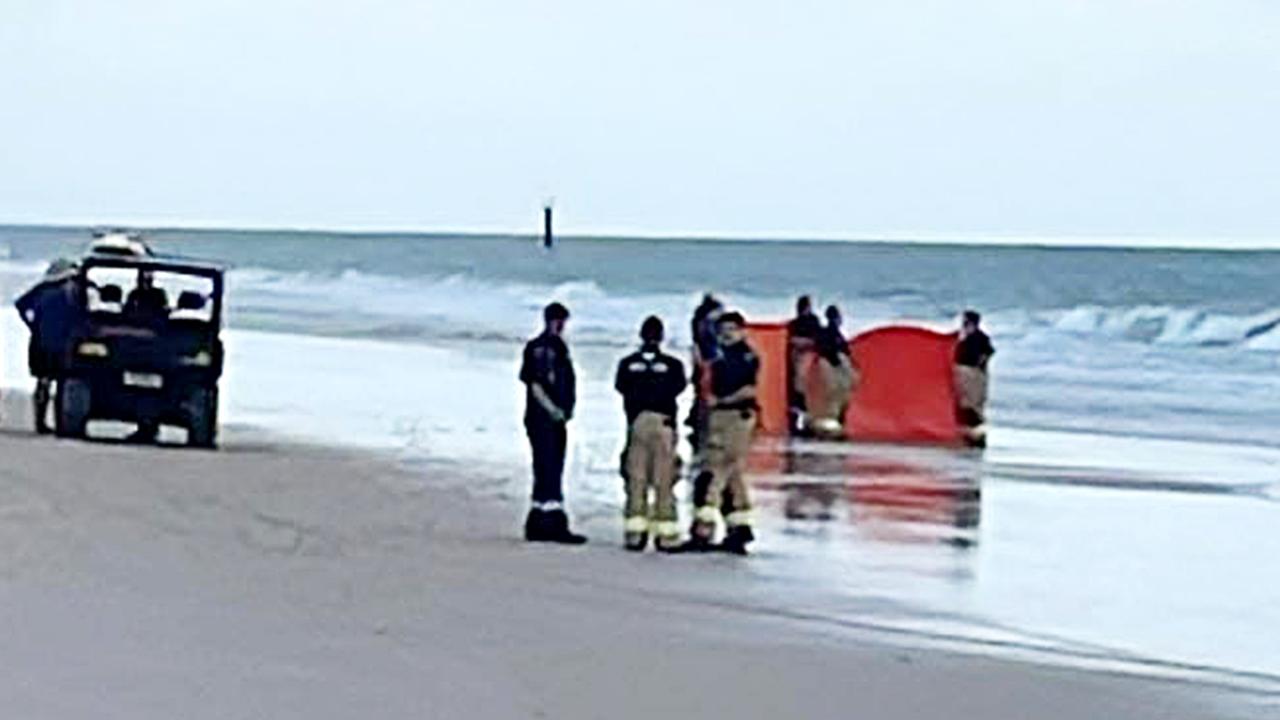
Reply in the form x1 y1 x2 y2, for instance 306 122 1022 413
15 287 38 328
711 384 757 408
709 357 757 407
523 343 569 423
530 383 567 423
978 336 995 371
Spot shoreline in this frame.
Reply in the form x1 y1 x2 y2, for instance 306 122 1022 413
1 391 1274 718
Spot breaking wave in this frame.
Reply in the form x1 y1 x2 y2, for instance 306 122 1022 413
4 257 1277 353
1047 305 1280 351
226 266 1280 353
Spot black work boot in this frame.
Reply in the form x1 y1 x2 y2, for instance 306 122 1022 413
624 531 648 552
545 509 588 545
721 525 755 556
524 508 551 542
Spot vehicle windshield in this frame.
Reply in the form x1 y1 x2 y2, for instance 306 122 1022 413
85 266 218 324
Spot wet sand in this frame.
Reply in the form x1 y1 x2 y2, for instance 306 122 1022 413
0 393 1270 719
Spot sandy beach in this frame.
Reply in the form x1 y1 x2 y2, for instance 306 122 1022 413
0 392 1270 720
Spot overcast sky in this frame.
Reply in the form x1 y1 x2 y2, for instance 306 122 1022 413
1 1 1277 243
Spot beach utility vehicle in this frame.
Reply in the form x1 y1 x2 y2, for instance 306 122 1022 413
87 229 154 258
56 253 225 448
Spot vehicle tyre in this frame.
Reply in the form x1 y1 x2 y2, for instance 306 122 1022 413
186 386 218 449
55 378 91 439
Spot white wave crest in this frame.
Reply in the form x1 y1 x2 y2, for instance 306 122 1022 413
1050 305 1280 351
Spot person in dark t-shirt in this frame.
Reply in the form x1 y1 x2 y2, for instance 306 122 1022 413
689 311 759 555
786 295 821 431
954 310 995 432
614 316 687 551
810 305 857 436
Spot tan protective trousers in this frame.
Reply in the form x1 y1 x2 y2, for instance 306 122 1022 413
954 365 989 419
623 411 679 542
810 356 855 431
697 408 756 529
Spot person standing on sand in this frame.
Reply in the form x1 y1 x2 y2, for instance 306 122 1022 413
809 304 857 437
15 259 83 434
689 311 759 555
614 316 687 552
954 310 995 430
519 302 588 544
686 293 723 455
786 295 822 434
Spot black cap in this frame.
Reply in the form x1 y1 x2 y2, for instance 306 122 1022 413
544 302 570 322
963 309 981 324
640 316 664 343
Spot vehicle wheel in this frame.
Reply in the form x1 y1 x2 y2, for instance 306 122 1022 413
186 386 218 449
55 378 91 439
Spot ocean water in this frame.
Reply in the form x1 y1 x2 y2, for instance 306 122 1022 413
2 225 1279 687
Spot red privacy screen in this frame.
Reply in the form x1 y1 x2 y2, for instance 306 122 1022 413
848 326 963 444
743 322 790 435
746 323 963 445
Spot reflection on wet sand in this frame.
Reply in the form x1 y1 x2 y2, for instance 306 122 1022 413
749 439 983 548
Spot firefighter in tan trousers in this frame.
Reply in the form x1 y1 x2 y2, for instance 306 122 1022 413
615 317 688 552
954 310 995 446
689 311 760 555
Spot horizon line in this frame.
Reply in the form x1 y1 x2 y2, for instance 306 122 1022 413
2 217 1279 252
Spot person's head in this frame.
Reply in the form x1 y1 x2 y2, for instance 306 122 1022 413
543 302 570 336
716 311 746 346
640 315 664 346
796 295 813 316
825 305 842 327
962 310 981 333
137 270 154 289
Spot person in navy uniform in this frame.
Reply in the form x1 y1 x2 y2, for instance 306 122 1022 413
614 316 687 552
519 302 587 544
689 311 760 555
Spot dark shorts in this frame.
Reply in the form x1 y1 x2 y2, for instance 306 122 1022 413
28 344 61 378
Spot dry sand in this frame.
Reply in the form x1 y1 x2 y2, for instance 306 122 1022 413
0 392 1270 719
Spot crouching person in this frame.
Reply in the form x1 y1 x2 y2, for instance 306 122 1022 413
689 312 759 555
615 316 687 552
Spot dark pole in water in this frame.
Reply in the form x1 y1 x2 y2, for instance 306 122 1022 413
543 204 554 249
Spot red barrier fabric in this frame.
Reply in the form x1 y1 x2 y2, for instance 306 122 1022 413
848 326 963 444
745 322 964 445
744 323 790 435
